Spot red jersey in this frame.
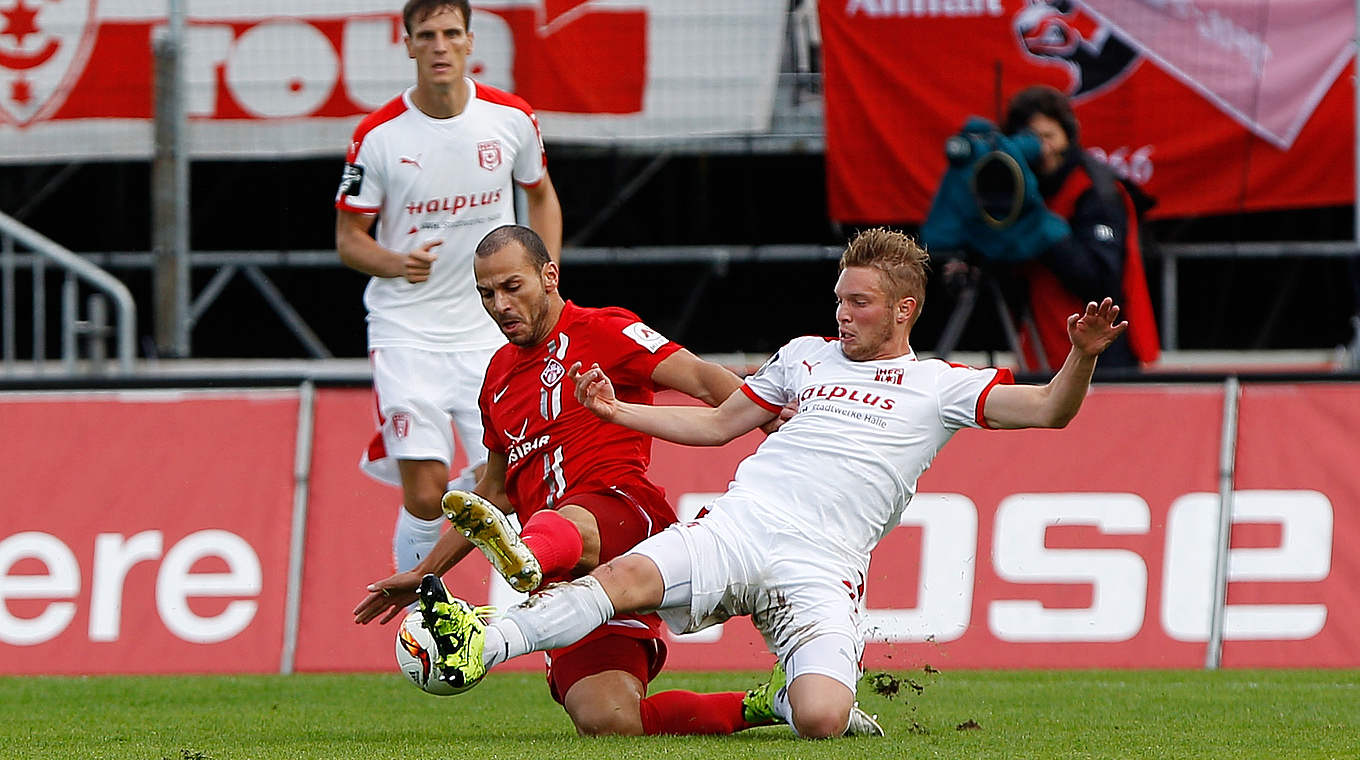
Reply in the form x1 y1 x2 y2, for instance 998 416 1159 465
480 301 682 527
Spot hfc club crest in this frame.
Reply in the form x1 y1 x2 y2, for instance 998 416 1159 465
540 358 565 387
391 412 411 439
477 139 502 171
0 0 98 126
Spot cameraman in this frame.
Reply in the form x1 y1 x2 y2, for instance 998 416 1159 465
997 85 1158 371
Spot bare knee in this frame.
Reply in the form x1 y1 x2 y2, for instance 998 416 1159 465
791 705 851 740
567 704 644 737
556 504 601 571
589 555 664 612
563 672 644 736
787 673 854 739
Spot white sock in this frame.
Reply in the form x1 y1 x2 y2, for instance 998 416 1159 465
447 463 480 493
393 508 444 572
772 676 794 727
481 618 527 669
482 577 614 669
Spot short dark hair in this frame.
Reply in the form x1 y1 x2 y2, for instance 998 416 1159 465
1003 85 1079 142
402 0 471 34
476 225 552 268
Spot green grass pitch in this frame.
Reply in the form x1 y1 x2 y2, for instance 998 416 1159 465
2 669 1356 759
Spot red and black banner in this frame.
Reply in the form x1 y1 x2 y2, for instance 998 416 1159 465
821 0 1353 222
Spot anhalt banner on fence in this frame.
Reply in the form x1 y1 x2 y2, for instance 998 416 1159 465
0 0 786 162
820 0 1354 221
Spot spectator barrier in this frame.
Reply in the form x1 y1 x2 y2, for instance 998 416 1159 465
2 381 1357 674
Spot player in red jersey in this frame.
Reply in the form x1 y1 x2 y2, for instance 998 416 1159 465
354 225 771 736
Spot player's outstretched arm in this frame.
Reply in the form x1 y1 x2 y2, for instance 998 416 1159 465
982 298 1128 429
352 506 484 624
650 348 744 407
569 361 774 445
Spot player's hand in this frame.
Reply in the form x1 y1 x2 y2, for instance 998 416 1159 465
403 240 441 283
353 570 421 625
568 361 618 420
1068 298 1128 358
759 402 796 435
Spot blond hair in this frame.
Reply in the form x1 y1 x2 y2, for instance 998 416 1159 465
838 227 931 309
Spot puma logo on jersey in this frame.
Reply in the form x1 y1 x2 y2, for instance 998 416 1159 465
492 386 510 403
399 155 422 169
802 360 822 373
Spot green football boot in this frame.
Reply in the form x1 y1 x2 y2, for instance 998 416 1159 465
416 574 493 694
742 661 788 725
442 490 542 593
742 661 885 736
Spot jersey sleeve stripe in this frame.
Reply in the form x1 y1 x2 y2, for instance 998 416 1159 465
740 383 783 414
335 197 379 214
975 367 1016 429
473 81 536 118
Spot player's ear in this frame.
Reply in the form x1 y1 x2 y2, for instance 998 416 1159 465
541 261 560 293
405 34 415 59
898 296 918 324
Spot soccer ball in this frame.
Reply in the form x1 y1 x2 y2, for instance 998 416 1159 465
395 610 458 696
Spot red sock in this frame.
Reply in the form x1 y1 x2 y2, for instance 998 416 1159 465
638 690 752 735
520 510 583 578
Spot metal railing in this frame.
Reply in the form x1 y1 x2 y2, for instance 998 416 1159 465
0 211 136 375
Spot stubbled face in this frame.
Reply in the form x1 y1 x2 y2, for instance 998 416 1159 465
406 7 473 88
834 266 904 361
475 243 557 346
1028 113 1070 175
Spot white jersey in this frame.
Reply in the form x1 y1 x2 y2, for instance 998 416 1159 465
336 80 548 351
732 336 1013 565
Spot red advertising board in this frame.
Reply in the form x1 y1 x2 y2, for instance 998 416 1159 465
1227 384 1360 666
820 0 1354 222
0 390 298 674
3 382 1359 674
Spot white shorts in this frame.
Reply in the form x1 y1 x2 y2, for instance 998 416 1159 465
628 501 867 691
360 345 495 486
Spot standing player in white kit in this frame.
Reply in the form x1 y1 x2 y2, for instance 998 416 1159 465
415 228 1130 739
336 0 562 572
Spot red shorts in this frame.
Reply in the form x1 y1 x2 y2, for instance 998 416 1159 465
541 480 675 704
545 630 669 705
562 478 675 564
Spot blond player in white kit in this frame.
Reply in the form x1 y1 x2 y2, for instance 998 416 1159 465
414 228 1127 739
335 0 561 572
